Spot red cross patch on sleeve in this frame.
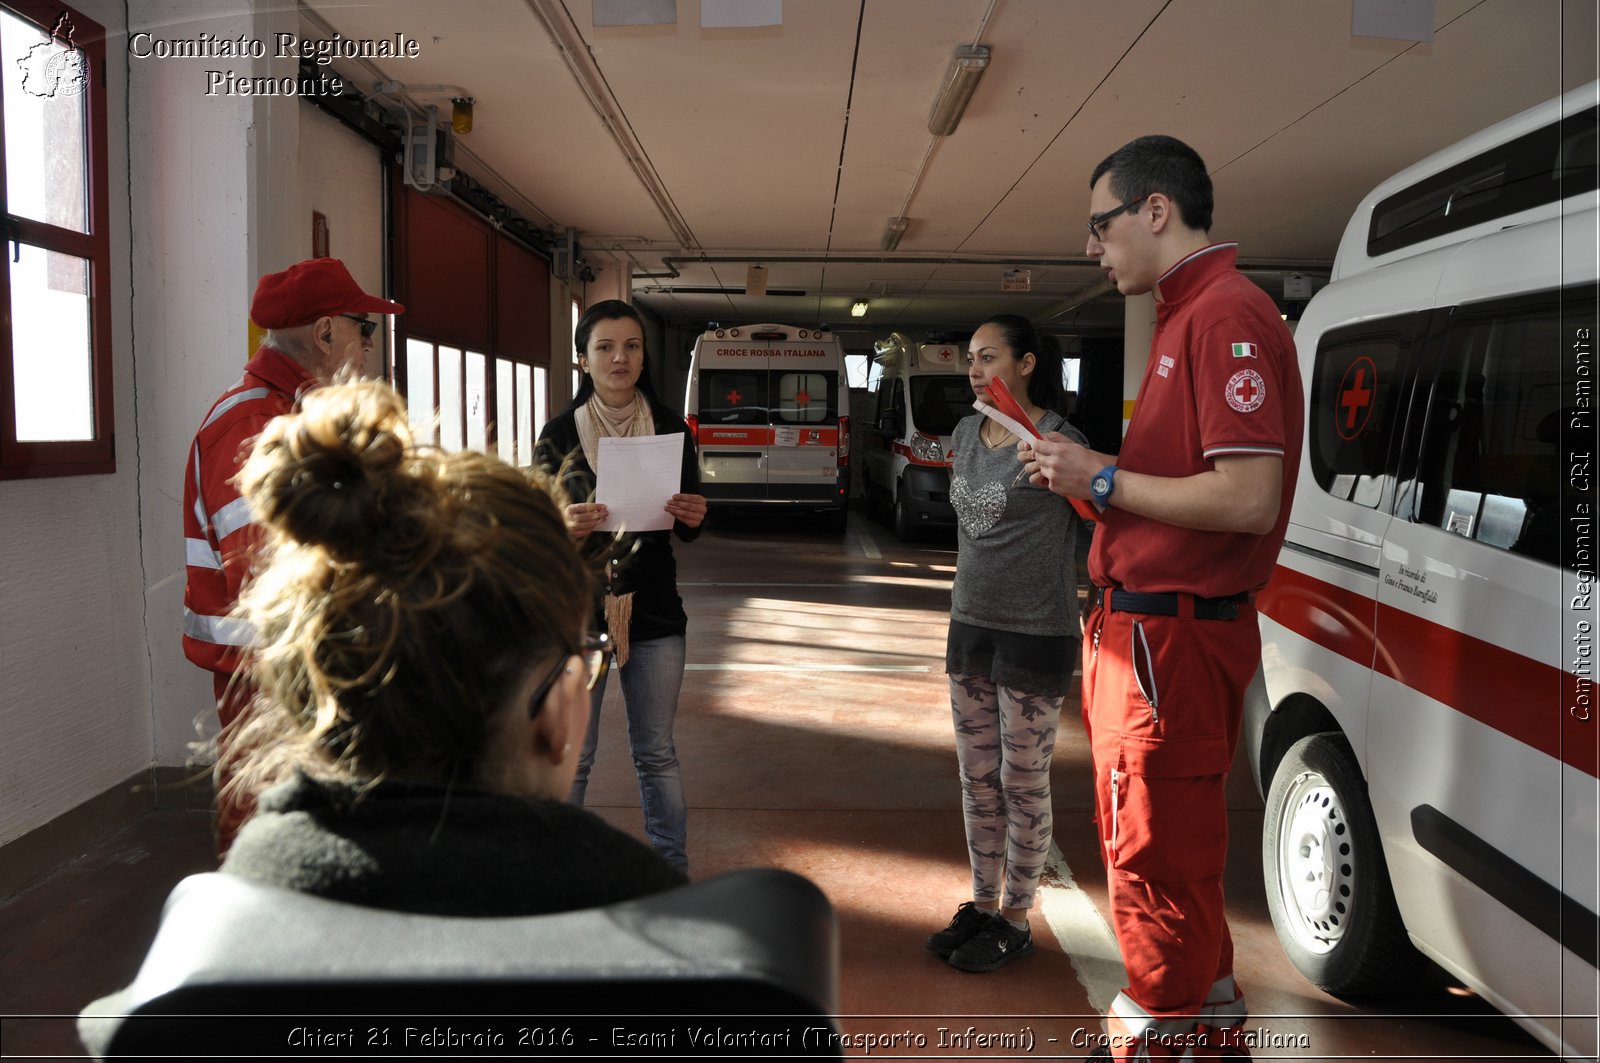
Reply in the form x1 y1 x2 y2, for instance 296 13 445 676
1226 368 1266 413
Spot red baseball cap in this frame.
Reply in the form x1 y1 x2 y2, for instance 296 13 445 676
250 258 405 329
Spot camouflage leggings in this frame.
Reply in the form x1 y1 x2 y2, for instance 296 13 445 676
949 672 1063 911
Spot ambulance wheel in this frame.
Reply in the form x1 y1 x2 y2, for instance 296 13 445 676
1263 732 1424 997
892 486 916 541
825 506 849 534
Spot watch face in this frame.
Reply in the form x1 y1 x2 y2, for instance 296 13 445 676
1092 475 1110 496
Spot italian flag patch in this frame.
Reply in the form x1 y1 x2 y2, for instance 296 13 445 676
1231 342 1258 359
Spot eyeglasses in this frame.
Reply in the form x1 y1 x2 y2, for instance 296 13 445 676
525 632 613 719
1086 195 1149 241
340 313 379 339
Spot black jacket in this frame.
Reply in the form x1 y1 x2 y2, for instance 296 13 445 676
223 772 687 917
536 398 703 643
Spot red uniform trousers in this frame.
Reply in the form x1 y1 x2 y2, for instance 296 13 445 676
1082 595 1258 1060
211 671 255 857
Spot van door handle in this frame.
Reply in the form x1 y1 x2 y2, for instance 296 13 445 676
713 451 763 459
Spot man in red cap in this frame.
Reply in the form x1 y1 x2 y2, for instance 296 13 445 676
181 257 404 855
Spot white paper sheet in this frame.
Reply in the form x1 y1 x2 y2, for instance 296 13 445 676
595 434 684 532
972 399 1039 441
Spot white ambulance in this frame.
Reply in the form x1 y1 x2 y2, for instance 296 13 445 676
862 333 972 539
1247 82 1598 1059
683 323 850 530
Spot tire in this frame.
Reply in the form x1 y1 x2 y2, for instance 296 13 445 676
825 505 849 534
1262 732 1425 997
892 484 915 541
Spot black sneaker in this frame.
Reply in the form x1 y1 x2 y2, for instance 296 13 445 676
925 902 996 958
947 916 1033 972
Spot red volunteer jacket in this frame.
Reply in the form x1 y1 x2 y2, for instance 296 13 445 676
181 347 316 677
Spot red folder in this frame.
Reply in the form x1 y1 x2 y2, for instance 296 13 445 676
981 377 1099 522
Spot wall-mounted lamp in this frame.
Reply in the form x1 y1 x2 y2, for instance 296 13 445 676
451 97 474 134
851 300 869 318
928 44 990 136
880 216 909 252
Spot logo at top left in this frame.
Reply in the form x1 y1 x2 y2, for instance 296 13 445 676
19 12 88 99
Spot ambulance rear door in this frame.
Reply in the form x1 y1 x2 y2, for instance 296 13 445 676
766 332 844 504
692 331 772 503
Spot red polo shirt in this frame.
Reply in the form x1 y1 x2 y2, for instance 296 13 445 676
1089 243 1304 597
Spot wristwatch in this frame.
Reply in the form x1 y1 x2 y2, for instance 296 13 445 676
1090 465 1118 510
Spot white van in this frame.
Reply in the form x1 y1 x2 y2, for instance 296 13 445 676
862 333 973 539
683 323 850 530
1247 83 1598 1059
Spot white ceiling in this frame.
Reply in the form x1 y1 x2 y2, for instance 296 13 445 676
307 0 1597 338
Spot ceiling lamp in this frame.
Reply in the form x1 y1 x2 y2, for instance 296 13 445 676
928 44 990 136
880 216 909 252
451 97 474 134
851 301 869 318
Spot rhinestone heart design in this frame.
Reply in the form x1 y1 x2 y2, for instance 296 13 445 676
950 476 1007 537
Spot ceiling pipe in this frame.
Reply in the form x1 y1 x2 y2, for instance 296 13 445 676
654 253 1331 271
526 0 698 249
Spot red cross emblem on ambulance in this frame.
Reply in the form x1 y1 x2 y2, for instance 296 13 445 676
725 388 743 405
1226 368 1266 413
1335 356 1377 440
794 388 811 407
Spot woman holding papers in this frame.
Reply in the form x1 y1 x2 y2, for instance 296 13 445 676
927 314 1089 972
535 300 706 875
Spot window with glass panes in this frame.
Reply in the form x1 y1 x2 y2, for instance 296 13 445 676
393 189 552 463
0 0 113 478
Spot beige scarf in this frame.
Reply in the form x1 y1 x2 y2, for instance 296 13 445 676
575 392 655 667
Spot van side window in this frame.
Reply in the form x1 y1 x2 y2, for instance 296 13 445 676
700 370 769 425
1367 104 1598 257
774 371 836 424
1403 289 1593 568
1308 314 1421 508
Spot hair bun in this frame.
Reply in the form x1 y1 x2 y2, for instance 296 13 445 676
240 380 417 562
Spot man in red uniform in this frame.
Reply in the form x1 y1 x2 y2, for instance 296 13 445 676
182 257 403 854
1023 136 1304 1060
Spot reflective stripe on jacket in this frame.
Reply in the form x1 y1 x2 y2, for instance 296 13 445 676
180 347 315 675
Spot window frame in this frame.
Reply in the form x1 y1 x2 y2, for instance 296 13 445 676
0 0 114 478
1308 311 1428 512
1398 287 1593 570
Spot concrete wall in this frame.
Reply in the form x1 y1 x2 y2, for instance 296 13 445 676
297 103 387 378
130 0 303 770
0 0 142 847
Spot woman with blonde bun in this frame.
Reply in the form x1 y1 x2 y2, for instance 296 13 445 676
217 379 686 915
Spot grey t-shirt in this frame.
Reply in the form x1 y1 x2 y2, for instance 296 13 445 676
948 410 1085 636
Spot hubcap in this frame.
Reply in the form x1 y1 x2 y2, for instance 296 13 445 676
1276 769 1355 954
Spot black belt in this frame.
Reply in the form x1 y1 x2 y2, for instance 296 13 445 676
1097 587 1250 621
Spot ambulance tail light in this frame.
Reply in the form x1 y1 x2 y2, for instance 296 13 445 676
686 414 699 437
909 430 943 463
837 416 850 464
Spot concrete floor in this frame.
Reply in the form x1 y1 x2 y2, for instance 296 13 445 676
0 509 1553 1060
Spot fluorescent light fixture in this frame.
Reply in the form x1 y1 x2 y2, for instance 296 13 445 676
592 0 676 26
851 300 869 318
928 44 990 136
1351 0 1433 41
880 216 909 251
703 0 782 28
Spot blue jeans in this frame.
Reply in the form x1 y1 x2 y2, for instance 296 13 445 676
567 634 689 874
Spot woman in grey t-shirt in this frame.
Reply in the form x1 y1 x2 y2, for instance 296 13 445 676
926 315 1088 973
